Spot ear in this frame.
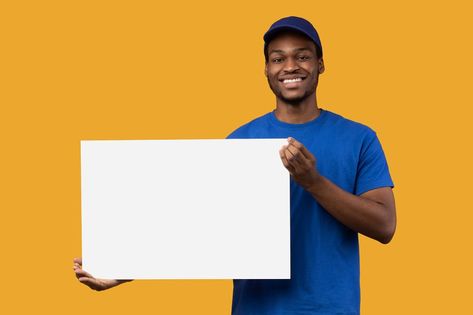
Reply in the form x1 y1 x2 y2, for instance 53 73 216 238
264 63 268 77
318 58 325 74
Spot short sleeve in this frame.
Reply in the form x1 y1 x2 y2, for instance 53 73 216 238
226 130 240 139
226 125 250 139
355 131 394 195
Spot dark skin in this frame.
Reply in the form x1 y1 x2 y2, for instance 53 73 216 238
74 30 396 291
268 32 396 244
73 258 130 291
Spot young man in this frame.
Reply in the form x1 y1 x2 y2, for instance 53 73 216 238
226 16 395 315
74 16 396 315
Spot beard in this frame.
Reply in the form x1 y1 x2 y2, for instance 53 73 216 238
267 75 318 106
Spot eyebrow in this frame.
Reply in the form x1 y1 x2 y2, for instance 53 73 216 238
269 47 312 55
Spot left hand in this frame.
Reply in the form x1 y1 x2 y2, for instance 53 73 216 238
279 137 320 190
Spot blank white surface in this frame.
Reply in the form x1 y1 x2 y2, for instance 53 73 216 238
81 139 290 279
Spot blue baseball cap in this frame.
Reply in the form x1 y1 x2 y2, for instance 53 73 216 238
264 16 323 58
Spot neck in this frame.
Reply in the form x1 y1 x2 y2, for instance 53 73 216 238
274 93 320 124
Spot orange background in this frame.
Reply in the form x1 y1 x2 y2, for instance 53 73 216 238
1 0 472 314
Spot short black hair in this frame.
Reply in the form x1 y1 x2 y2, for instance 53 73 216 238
264 31 323 63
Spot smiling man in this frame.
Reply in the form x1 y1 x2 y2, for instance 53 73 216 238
74 16 396 315
226 16 396 315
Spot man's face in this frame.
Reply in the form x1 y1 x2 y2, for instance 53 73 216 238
265 32 324 105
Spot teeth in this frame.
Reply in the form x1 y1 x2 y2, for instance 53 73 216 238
283 78 302 83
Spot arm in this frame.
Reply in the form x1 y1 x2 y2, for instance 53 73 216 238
73 258 133 291
280 137 396 244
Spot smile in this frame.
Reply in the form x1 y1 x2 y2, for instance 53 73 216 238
283 78 303 83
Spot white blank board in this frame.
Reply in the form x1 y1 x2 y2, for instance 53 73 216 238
81 139 290 279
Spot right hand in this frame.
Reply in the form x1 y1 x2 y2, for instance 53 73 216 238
73 257 131 291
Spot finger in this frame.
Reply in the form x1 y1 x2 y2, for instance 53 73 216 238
298 144 314 161
279 147 295 173
75 273 83 281
75 268 95 279
73 257 82 265
287 139 315 170
75 271 83 280
287 144 314 170
288 137 313 160
284 146 304 169
75 270 86 280
286 144 305 163
284 149 304 175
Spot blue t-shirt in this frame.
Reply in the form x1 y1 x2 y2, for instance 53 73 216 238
227 109 393 315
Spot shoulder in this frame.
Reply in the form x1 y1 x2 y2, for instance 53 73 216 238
324 110 377 141
226 112 272 139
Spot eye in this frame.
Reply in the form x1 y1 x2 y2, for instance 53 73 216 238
297 55 311 61
272 57 284 63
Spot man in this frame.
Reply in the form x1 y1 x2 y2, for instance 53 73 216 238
74 16 396 315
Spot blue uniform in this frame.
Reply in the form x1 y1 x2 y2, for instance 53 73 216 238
227 109 393 315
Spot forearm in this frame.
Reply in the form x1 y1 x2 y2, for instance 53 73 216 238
307 175 395 243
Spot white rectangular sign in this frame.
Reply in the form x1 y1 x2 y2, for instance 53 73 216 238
81 139 290 279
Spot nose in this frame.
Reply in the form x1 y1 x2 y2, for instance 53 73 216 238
283 57 300 72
